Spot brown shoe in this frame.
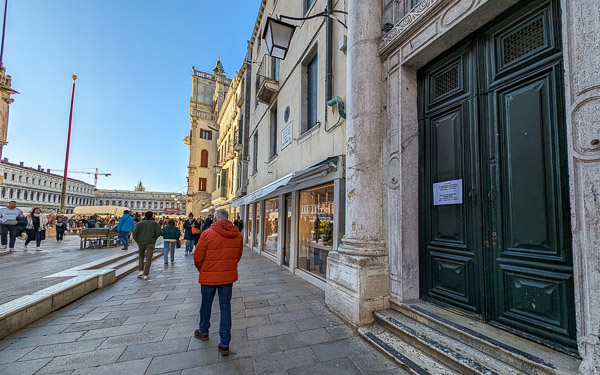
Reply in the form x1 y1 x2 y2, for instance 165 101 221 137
218 344 229 356
194 329 209 341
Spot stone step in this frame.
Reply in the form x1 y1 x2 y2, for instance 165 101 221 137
114 251 162 280
373 309 524 375
358 323 460 375
391 301 581 375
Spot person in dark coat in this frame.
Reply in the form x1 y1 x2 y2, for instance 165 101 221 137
24 207 47 251
183 213 200 255
233 215 244 232
202 214 213 232
55 217 66 242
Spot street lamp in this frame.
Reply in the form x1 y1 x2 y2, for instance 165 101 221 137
263 7 347 61
213 164 222 174
263 17 296 60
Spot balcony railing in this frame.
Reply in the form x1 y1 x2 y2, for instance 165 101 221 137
256 55 279 104
211 186 227 201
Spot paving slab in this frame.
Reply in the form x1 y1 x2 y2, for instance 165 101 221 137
71 357 152 375
0 247 398 374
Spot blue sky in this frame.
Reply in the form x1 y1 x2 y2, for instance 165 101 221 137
4 0 259 192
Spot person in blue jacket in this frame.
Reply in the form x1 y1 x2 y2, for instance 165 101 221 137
117 210 135 250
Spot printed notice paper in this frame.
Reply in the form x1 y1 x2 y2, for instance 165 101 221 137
433 179 463 206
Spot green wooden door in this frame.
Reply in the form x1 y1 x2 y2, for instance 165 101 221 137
419 0 577 353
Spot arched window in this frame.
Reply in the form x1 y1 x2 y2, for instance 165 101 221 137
201 149 209 168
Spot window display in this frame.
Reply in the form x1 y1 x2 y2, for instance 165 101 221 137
263 198 279 257
298 183 334 280
283 193 292 266
254 201 261 248
247 204 253 245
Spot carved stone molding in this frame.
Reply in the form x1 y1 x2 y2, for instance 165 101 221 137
380 0 445 53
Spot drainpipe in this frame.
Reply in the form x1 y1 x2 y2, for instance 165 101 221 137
325 0 333 124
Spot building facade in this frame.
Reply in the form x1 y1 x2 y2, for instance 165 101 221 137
0 159 95 214
184 61 231 216
199 0 600 371
325 0 598 372
95 183 186 216
223 0 348 286
211 53 252 220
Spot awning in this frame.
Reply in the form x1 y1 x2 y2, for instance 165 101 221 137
73 206 130 216
230 156 343 208
230 173 294 208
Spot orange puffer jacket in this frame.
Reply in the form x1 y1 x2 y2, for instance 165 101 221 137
193 220 243 285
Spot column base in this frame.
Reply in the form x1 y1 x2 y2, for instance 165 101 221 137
325 248 390 326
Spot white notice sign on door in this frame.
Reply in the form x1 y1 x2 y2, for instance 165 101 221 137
433 179 463 206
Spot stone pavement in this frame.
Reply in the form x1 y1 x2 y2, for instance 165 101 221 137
0 246 405 374
0 235 145 305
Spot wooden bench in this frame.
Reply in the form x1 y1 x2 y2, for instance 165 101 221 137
79 229 120 249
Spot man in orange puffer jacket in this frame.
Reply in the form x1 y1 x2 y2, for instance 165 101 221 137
193 209 243 356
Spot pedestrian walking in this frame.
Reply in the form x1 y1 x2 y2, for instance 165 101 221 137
117 210 134 250
55 217 66 242
193 209 243 357
162 219 181 265
132 211 162 280
81 215 98 229
201 214 213 232
233 215 244 232
183 213 200 255
24 208 48 251
0 201 26 252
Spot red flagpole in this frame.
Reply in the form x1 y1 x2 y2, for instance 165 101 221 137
59 75 77 214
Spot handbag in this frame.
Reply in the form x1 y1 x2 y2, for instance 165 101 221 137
191 227 200 235
176 239 181 248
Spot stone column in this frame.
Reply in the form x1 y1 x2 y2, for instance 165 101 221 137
325 0 390 326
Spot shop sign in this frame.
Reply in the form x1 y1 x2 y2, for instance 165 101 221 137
164 208 180 213
433 179 463 206
281 122 293 150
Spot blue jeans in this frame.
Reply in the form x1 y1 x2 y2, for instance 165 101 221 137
163 241 176 263
118 231 130 247
199 284 233 347
185 239 194 253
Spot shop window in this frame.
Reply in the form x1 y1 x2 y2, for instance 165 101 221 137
199 177 207 192
247 204 253 245
298 183 335 280
283 193 292 267
200 129 212 140
263 198 279 257
201 150 209 168
254 201 261 248
270 106 278 158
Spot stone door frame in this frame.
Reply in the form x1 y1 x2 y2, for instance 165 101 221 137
380 0 600 371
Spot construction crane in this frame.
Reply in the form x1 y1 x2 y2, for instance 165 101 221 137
48 168 111 188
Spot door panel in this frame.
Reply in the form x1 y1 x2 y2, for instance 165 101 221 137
489 66 576 350
501 75 558 255
421 50 484 316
